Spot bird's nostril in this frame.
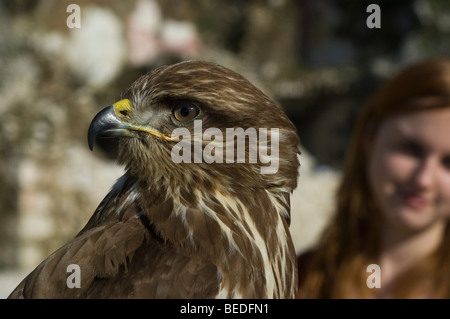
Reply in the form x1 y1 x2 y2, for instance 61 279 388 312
113 99 132 118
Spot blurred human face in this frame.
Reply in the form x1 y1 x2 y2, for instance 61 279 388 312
368 108 450 234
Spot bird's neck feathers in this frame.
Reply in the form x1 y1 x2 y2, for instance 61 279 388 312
110 171 297 298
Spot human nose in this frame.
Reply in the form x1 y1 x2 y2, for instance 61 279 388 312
412 156 438 189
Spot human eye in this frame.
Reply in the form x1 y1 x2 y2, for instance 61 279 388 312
442 156 450 171
394 140 424 158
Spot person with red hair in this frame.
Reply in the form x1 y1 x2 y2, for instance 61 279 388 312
297 57 450 298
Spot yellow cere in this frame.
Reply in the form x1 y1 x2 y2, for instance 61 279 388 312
113 99 174 141
113 99 132 116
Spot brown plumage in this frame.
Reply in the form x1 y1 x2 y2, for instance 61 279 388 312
9 61 300 298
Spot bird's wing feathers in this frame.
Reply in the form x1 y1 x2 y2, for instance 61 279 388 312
9 177 220 298
85 238 219 298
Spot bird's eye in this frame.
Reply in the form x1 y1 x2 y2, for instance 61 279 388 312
172 102 200 122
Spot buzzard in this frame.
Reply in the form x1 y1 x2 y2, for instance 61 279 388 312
9 61 300 298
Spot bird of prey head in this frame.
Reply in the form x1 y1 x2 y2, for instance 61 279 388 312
9 61 300 299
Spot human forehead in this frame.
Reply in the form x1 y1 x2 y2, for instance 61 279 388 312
377 107 450 151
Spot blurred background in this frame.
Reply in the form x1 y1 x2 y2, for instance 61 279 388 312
0 0 448 297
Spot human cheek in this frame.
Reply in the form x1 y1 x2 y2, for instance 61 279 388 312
382 152 417 184
368 144 395 200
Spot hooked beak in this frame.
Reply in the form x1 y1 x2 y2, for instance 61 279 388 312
87 104 134 151
87 99 174 151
